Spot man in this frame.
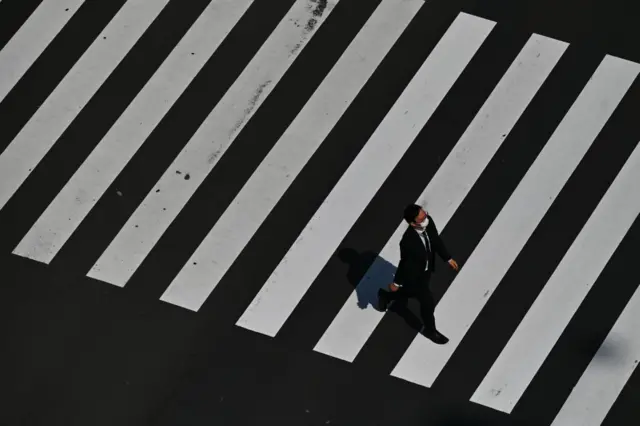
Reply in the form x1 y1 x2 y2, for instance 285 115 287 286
377 204 459 345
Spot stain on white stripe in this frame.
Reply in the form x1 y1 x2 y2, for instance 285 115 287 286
0 0 170 211
159 0 424 312
551 271 640 425
87 0 339 287
472 140 640 413
13 0 255 264
391 54 639 389
235 12 496 337
314 34 568 362
0 0 86 104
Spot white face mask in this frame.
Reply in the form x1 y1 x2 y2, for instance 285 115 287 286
417 216 429 230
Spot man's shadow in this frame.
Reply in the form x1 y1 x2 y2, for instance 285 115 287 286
337 248 423 332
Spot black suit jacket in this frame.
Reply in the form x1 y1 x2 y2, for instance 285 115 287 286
393 215 451 289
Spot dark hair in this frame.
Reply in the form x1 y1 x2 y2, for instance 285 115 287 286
403 203 422 224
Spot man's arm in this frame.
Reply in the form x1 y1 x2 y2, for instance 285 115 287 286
429 217 459 271
390 236 411 291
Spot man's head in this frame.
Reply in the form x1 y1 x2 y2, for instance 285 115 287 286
403 203 428 230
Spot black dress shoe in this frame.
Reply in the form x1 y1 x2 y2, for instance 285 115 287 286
377 288 389 312
421 328 449 345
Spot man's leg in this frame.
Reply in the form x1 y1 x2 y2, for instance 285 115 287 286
416 287 436 334
416 273 449 345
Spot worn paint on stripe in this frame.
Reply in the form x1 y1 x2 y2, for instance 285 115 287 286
159 0 424 311
235 12 496 337
88 0 340 287
0 0 171 211
13 0 255 263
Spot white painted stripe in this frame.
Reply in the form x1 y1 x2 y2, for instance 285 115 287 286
472 141 640 413
13 0 255 264
235 12 496 337
159 0 424 312
314 34 568 362
0 0 86 104
551 281 640 425
87 0 340 287
390 55 639 389
0 0 170 211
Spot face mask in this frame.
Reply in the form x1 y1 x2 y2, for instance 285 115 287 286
417 216 429 230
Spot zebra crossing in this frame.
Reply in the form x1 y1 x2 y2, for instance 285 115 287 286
0 0 85 103
315 30 568 362
1 0 639 425
236 10 495 336
393 52 638 390
0 0 170 211
160 0 422 312
13 0 256 265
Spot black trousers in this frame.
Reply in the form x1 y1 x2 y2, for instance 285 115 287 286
383 271 436 333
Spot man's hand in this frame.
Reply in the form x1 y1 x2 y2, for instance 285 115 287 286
389 283 400 292
448 259 459 271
